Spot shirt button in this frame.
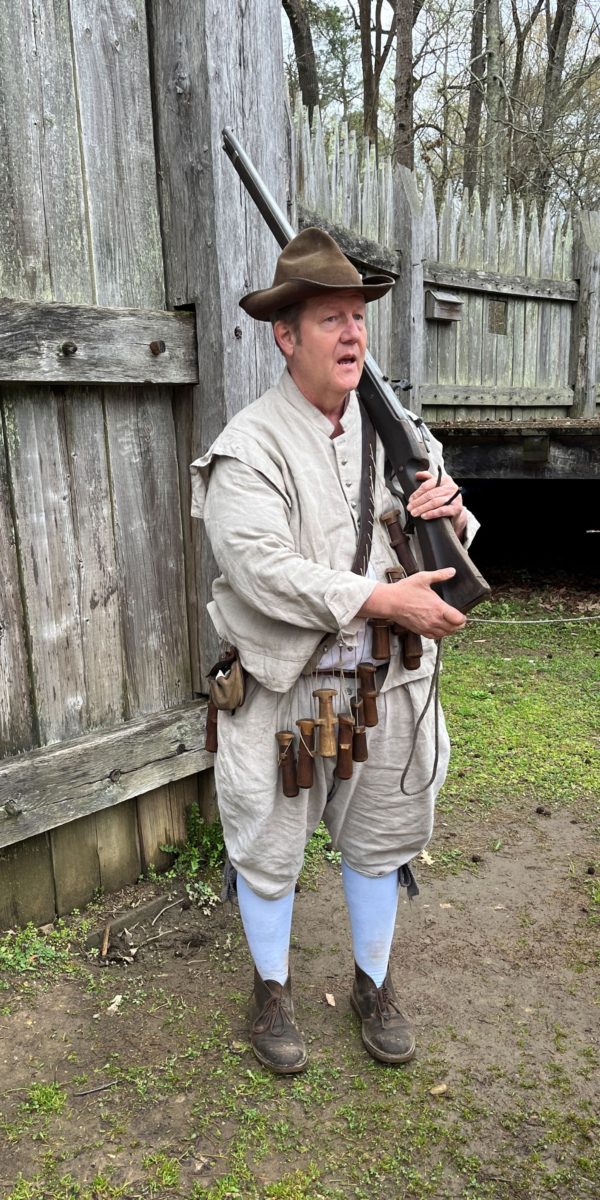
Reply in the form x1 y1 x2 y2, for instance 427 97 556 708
345 480 352 488
351 500 357 508
341 458 348 466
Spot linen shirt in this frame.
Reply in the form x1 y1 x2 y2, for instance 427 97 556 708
191 369 478 693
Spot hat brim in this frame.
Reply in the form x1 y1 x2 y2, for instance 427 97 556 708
239 274 395 321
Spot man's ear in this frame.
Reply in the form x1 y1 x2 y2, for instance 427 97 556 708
273 320 295 358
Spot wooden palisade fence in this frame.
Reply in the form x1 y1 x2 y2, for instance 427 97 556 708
295 103 600 477
0 0 288 927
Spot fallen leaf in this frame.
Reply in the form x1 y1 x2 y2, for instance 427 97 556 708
325 992 336 1007
106 994 123 1015
494 904 506 911
439 902 452 909
420 850 434 866
430 1083 448 1096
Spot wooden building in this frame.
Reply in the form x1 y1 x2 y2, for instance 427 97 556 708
0 0 289 926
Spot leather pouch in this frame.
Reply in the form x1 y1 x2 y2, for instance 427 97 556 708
207 647 246 711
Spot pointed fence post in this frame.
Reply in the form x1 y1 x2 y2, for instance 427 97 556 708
392 165 424 412
570 211 600 418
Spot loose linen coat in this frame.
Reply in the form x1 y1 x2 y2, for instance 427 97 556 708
190 369 478 897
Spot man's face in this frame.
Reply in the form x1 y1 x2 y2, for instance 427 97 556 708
275 291 368 412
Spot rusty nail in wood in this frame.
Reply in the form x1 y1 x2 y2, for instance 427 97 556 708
61 341 78 356
4 799 23 817
149 339 166 356
234 326 243 339
109 768 121 783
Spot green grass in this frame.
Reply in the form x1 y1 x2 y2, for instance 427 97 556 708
440 593 599 815
0 921 79 981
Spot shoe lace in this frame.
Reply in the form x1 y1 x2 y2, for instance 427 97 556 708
375 982 403 1025
254 992 290 1037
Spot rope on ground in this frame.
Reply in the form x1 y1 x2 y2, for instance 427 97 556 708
466 615 599 625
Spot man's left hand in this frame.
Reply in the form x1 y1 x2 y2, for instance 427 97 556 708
407 470 467 539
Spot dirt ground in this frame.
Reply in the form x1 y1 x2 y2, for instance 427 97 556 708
0 795 598 1199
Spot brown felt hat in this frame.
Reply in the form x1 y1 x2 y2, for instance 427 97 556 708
239 227 395 321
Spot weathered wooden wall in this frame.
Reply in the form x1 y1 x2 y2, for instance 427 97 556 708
0 0 288 927
294 104 600 428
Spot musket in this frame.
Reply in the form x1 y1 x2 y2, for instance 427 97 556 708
222 127 491 613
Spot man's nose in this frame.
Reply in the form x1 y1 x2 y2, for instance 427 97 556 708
341 317 362 338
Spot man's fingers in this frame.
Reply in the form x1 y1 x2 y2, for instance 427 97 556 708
425 567 456 584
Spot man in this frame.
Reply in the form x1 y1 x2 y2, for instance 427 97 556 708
191 228 479 1075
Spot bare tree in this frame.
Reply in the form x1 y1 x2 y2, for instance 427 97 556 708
393 0 414 166
482 0 504 208
282 0 320 122
463 1 485 193
350 0 396 144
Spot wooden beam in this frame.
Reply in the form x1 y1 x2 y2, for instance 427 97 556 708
423 262 578 303
427 422 600 480
0 700 211 850
298 203 401 278
420 384 574 407
0 299 198 384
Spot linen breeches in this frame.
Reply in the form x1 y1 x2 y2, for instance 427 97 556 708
213 669 450 899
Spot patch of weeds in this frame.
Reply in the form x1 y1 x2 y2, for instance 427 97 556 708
422 846 477 876
143 1150 181 1191
299 822 341 889
23 1082 67 1115
156 802 224 911
0 922 77 977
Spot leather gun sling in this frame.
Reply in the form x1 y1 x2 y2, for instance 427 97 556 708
350 403 377 577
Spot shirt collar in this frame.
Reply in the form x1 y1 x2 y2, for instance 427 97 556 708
279 368 361 437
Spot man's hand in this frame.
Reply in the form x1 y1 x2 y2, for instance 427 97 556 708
407 470 468 540
359 568 466 640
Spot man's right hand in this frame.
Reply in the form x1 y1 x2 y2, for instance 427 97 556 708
358 568 466 640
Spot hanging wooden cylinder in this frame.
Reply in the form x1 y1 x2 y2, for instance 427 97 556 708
350 697 368 762
205 700 219 753
357 663 378 727
312 688 338 756
370 618 391 660
386 566 423 669
335 714 355 780
381 509 419 577
296 718 316 788
275 731 299 797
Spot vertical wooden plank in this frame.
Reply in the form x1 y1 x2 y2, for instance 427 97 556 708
95 799 141 895
521 204 540 420
137 776 197 871
495 199 515 416
70 0 164 309
148 0 288 694
538 207 554 389
63 390 125 726
422 173 439 405
313 109 330 217
481 196 498 420
466 191 484 421
437 185 458 412
51 814 101 915
349 130 359 231
570 211 600 418
511 200 527 401
104 386 191 717
0 835 56 929
0 0 92 303
454 193 472 422
0 413 35 757
393 166 425 413
4 389 87 745
559 219 574 390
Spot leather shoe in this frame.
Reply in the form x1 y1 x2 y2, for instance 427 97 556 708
351 963 415 1063
250 969 308 1074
